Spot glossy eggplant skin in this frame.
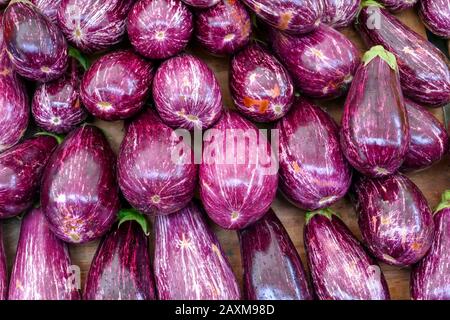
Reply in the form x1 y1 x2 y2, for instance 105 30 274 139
154 201 241 300
378 0 417 12
304 210 390 300
8 208 80 300
118 109 198 216
357 5 450 107
41 125 120 244
270 25 359 99
239 209 313 300
181 0 219 7
3 0 68 82
352 174 435 267
321 0 360 28
230 44 294 123
31 0 62 23
0 225 6 300
419 0 450 39
277 99 352 211
80 50 153 121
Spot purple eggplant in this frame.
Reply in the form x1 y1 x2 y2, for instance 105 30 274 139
411 190 450 300
357 3 450 107
8 208 80 300
154 201 240 300
277 99 352 211
153 54 223 130
41 125 120 244
419 0 450 39
352 174 435 267
230 43 294 122
239 209 313 300
0 225 6 300
378 0 417 12
0 0 9 7
199 111 278 230
80 50 153 121
118 109 197 216
3 0 68 82
270 25 359 99
31 0 61 23
127 0 193 60
321 0 360 28
57 0 133 53
341 46 409 178
304 209 390 300
181 0 219 7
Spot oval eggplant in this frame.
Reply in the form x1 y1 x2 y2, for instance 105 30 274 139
270 25 359 99
181 0 219 7
8 208 80 300
357 4 450 107
230 43 294 122
118 109 197 216
239 209 313 300
277 99 352 211
127 0 193 60
199 111 278 230
31 0 61 23
153 54 223 130
321 0 360 28
57 0 133 53
0 225 6 300
154 201 240 300
352 174 435 266
41 125 120 243
378 0 417 12
3 0 68 82
419 0 450 39
80 50 153 121
304 209 390 300
411 190 450 300
341 46 409 177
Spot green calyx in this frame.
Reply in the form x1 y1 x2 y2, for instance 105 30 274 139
68 46 90 71
363 45 398 71
305 208 338 225
361 0 384 9
117 209 149 236
435 190 450 213
35 131 64 144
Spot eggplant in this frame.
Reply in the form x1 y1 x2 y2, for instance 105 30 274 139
199 111 278 230
0 225 6 300
0 0 9 7
411 190 450 300
419 0 450 39
154 201 240 300
8 208 80 300
352 174 435 267
239 209 313 300
341 45 409 178
304 209 390 300
31 0 61 23
357 3 450 107
270 25 359 99
277 99 352 211
321 0 361 28
3 0 68 82
153 54 223 130
230 43 294 122
181 0 219 7
80 50 153 121
378 0 417 12
41 125 120 243
118 109 198 216
127 0 193 60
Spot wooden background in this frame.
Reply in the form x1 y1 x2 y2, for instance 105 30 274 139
3 8 450 300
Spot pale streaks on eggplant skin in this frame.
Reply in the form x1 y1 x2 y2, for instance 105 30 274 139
321 0 360 28
0 225 7 300
181 0 219 8
154 202 241 300
419 0 450 39
31 0 62 24
378 0 417 12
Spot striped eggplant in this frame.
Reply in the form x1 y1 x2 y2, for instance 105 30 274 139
199 111 278 230
153 54 223 130
118 109 197 216
411 190 450 300
270 25 359 99
41 125 120 243
304 209 390 300
321 0 361 28
181 0 219 7
80 50 153 121
357 3 450 107
154 201 240 300
278 99 352 211
127 0 193 60
0 135 59 219
230 43 294 122
0 225 6 300
419 0 450 39
239 209 313 300
31 0 61 23
3 0 68 82
341 46 409 178
8 208 80 300
378 0 417 12
352 174 435 267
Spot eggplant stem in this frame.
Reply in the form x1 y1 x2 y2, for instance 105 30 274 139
35 131 64 144
363 45 398 70
117 209 150 236
435 190 450 213
360 0 384 9
305 208 338 225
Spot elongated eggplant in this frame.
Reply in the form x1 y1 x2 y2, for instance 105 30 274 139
277 99 352 210
304 209 390 300
352 174 435 267
270 25 359 99
239 209 313 300
8 208 80 300
31 0 61 23
118 109 197 216
41 125 120 243
378 0 417 12
419 0 450 39
0 225 6 300
357 3 450 107
181 0 219 7
321 0 360 28
154 201 240 300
